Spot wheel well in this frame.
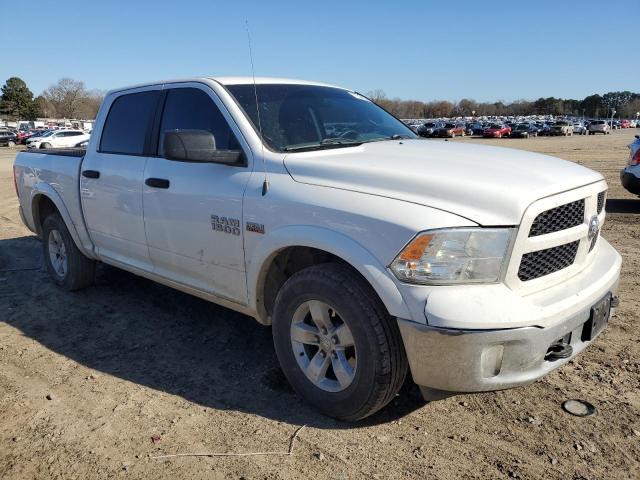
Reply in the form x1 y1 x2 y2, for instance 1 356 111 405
33 195 59 235
258 246 386 324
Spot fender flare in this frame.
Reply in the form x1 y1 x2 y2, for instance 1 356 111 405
30 183 96 259
247 225 411 323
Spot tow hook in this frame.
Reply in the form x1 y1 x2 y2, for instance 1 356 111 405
545 341 573 361
611 296 620 308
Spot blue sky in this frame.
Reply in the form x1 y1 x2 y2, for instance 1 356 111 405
2 0 637 102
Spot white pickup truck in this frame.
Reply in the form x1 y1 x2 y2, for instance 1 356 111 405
13 77 621 420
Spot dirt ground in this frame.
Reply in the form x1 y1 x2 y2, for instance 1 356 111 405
0 130 638 480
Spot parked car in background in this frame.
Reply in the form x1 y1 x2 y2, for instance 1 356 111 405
620 120 631 129
26 129 90 149
589 120 611 135
436 122 466 138
0 130 17 147
621 135 640 195
483 124 511 138
510 123 539 138
417 121 441 138
550 121 574 136
573 122 588 135
467 122 486 136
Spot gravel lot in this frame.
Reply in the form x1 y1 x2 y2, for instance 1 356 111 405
0 130 638 480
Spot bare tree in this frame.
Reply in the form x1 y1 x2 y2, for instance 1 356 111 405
76 89 105 119
43 78 87 118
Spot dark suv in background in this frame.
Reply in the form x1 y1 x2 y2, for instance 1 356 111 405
0 130 17 147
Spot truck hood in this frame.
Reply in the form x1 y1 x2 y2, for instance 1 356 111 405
283 139 603 225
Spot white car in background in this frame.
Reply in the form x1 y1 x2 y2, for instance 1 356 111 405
573 122 588 135
26 130 90 149
621 135 640 195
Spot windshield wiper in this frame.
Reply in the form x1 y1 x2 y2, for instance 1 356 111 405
283 139 363 152
364 134 414 144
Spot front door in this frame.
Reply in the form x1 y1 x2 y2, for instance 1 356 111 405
81 88 161 271
142 85 253 303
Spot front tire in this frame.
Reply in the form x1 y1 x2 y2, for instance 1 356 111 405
272 263 407 421
42 213 95 291
41 142 52 149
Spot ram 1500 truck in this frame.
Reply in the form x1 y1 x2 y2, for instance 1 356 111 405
13 78 621 421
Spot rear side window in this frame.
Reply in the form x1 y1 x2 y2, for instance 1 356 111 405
158 87 240 156
100 90 159 155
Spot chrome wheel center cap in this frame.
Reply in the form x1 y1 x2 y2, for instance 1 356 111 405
319 336 332 352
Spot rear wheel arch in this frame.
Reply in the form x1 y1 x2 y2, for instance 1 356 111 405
31 192 93 258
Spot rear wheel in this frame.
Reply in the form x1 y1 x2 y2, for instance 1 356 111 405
272 263 407 421
42 213 95 291
7 141 15 148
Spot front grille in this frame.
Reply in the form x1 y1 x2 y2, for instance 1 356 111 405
597 191 606 214
518 241 580 281
529 200 584 237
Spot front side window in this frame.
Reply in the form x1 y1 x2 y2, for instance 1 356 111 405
226 84 416 152
158 88 240 157
100 90 159 155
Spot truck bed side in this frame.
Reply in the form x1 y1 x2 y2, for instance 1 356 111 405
14 149 96 258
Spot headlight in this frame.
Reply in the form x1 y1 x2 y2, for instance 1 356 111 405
390 228 513 284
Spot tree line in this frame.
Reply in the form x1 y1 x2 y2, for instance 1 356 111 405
367 89 640 119
0 77 104 121
2 75 638 122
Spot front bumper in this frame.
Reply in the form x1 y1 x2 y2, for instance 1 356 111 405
621 169 640 195
397 239 621 393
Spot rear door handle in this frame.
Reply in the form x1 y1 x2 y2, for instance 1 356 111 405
145 178 170 189
82 170 100 179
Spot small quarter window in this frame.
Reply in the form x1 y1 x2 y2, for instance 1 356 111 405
100 90 159 155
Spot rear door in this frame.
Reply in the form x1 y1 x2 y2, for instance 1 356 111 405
80 87 161 271
142 84 253 303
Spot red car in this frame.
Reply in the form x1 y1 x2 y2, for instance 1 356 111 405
483 124 511 138
16 131 33 144
436 122 466 138
620 119 631 128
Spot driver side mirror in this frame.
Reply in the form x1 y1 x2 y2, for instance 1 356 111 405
163 130 245 165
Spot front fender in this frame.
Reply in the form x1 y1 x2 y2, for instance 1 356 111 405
30 183 96 259
247 225 411 323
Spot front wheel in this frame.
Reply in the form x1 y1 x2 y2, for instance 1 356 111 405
41 142 52 149
42 213 95 291
272 263 408 421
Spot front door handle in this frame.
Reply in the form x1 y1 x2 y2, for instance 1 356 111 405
82 170 100 179
145 178 170 189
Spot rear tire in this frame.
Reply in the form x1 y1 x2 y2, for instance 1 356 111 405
8 141 16 148
272 263 408 421
42 213 95 291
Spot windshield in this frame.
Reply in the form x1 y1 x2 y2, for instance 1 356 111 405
226 84 416 152
41 131 55 137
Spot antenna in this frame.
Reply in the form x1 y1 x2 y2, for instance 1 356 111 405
245 20 269 196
